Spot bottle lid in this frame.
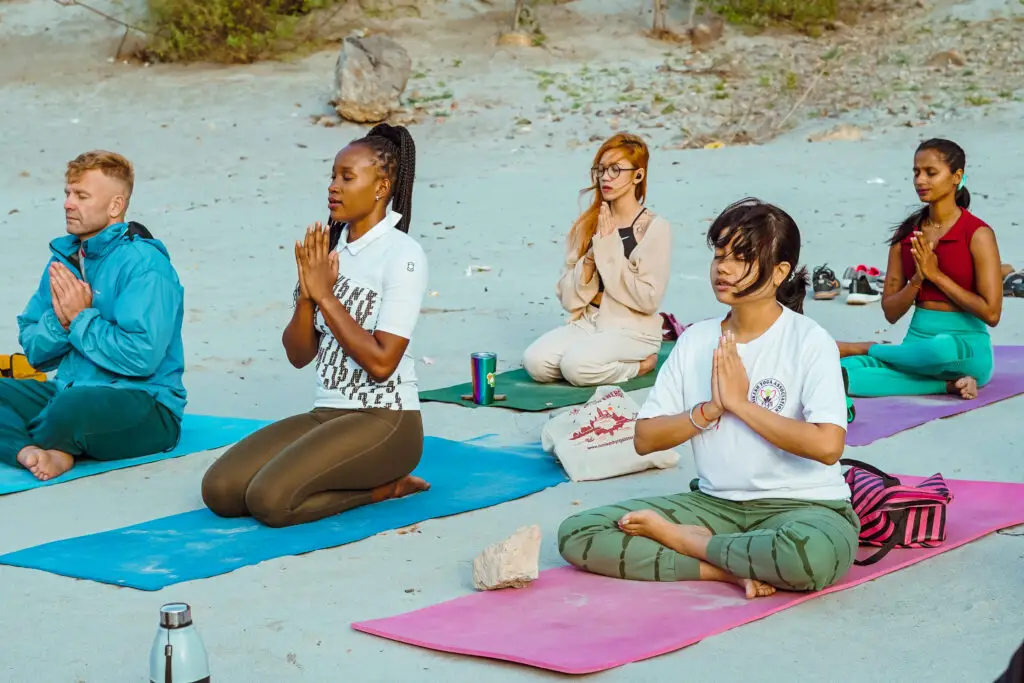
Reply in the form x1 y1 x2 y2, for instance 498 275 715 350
159 603 193 629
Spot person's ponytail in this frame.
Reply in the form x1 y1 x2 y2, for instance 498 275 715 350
776 266 809 314
366 123 416 233
955 184 971 210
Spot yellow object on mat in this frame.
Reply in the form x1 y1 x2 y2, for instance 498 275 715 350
0 354 47 382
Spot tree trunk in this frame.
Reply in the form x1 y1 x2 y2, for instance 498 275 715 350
652 0 666 32
512 0 525 31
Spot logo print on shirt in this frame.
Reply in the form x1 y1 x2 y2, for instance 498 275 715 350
750 377 787 413
407 262 415 272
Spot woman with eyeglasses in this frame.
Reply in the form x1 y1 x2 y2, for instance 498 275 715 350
522 132 672 387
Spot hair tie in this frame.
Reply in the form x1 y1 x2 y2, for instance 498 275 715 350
957 172 967 191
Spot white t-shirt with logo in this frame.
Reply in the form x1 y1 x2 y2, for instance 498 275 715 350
297 211 428 411
638 305 850 502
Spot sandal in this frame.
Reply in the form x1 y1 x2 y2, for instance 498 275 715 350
1003 271 1024 297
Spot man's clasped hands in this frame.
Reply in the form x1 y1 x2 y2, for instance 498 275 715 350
49 262 92 330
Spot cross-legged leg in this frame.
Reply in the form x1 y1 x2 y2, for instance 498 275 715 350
0 378 57 472
559 486 859 597
558 488 778 596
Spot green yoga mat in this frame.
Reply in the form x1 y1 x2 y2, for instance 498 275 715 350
419 342 675 412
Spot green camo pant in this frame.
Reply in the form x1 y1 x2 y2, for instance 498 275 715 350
557 480 860 592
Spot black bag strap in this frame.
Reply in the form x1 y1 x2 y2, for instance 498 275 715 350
854 509 910 566
126 221 154 240
840 458 902 488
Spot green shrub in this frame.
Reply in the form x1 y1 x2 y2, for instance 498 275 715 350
143 0 337 63
705 0 840 30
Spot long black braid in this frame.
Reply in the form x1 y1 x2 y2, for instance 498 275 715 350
328 123 417 249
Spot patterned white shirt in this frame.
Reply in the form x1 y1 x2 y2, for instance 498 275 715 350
298 211 428 411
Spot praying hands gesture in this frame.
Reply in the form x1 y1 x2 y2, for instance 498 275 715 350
910 231 940 282
596 202 616 238
690 331 749 429
295 222 339 306
49 262 92 329
712 330 750 414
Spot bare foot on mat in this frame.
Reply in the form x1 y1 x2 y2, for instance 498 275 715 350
637 353 658 377
371 475 431 503
618 510 711 556
947 376 978 400
16 446 75 481
620 510 777 599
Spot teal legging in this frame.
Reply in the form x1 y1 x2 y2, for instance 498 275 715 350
841 308 993 397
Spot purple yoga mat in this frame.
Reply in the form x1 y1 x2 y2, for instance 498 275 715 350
845 345 1024 447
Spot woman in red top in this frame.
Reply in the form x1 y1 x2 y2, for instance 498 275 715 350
838 138 1003 399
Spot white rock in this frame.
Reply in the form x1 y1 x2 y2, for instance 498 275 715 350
472 525 541 591
332 33 412 123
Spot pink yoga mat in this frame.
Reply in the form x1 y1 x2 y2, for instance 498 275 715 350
846 345 1024 446
352 477 1024 674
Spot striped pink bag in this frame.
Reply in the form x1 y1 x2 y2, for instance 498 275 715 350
841 458 953 567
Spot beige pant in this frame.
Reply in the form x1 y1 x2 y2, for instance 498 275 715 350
522 314 661 387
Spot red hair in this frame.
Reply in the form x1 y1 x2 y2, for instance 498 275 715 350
568 133 650 259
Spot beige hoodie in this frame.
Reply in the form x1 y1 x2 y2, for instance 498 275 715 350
555 212 672 339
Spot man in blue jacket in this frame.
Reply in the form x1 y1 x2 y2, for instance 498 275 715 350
0 150 186 481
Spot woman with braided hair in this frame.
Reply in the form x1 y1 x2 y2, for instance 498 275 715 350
202 123 430 528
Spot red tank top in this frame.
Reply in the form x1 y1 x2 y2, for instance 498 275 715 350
900 208 990 304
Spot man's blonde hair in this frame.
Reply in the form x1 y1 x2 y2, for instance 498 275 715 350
65 150 135 197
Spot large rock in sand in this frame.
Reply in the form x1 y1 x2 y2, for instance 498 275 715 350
332 34 412 123
472 525 541 591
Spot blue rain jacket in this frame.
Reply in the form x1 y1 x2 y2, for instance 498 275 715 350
16 221 187 420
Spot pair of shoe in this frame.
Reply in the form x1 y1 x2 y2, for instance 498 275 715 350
1003 270 1024 298
812 264 883 305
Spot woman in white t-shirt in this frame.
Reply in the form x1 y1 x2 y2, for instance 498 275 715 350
201 124 430 528
558 198 860 598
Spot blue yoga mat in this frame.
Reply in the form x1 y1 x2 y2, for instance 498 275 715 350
0 437 569 590
0 414 272 495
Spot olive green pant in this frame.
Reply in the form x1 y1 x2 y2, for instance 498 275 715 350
558 480 860 592
201 408 423 528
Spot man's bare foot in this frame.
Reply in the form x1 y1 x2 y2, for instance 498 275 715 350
946 376 978 400
618 509 711 557
371 475 431 503
637 353 658 377
16 446 75 481
837 341 874 358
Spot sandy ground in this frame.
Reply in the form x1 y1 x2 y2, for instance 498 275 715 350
1 0 1023 680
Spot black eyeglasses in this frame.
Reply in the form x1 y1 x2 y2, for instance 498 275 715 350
591 164 638 182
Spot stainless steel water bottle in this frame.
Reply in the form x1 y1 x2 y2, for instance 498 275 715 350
149 603 211 683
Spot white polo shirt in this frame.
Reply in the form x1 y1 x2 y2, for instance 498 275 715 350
638 305 850 501
298 211 428 411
